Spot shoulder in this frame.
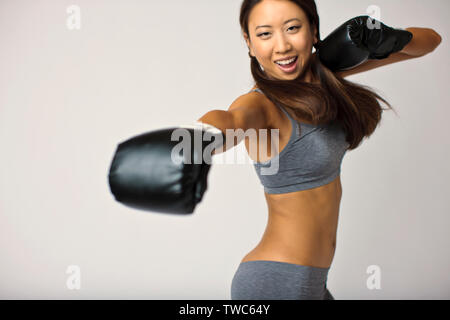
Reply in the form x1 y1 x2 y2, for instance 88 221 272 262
225 89 281 132
228 89 281 130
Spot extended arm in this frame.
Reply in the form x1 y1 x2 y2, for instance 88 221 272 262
197 92 271 155
107 94 269 215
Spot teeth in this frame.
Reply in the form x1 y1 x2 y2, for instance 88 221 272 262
276 57 296 65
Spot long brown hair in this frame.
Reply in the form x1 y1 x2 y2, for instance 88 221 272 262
240 0 395 150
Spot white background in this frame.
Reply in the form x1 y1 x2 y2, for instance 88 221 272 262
0 0 448 299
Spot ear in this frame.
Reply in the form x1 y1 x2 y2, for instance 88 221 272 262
244 33 255 57
312 26 318 45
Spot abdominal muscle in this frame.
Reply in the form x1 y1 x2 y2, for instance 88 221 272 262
240 176 342 269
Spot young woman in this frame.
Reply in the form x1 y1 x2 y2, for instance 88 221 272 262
108 0 441 300
197 0 441 300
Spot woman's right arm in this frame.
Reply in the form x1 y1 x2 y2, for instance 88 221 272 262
197 92 272 155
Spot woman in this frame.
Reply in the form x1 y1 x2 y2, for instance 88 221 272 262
197 0 442 300
108 0 442 300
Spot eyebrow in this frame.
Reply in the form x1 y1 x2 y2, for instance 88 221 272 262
255 18 302 31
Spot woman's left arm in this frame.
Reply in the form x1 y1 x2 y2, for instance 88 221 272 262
336 27 442 78
400 27 442 56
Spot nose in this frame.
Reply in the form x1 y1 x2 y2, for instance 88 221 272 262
274 33 292 54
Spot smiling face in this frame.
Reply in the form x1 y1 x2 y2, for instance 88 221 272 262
244 0 318 82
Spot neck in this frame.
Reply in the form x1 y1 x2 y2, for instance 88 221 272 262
300 66 319 84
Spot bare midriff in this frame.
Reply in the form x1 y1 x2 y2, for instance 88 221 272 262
241 86 342 269
240 175 342 269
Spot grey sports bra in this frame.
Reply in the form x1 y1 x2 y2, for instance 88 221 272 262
250 88 350 194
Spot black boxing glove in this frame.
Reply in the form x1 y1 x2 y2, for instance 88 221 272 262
108 122 224 214
317 15 413 71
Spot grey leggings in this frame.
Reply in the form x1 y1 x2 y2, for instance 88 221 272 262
231 260 334 300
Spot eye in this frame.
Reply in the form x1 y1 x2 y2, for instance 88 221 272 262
257 25 301 38
288 25 301 32
257 32 270 38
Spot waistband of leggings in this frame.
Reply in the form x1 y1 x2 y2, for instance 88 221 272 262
238 260 330 279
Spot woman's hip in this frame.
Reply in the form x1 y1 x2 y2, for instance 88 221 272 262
231 260 334 300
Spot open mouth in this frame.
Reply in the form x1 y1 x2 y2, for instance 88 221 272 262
275 56 298 73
